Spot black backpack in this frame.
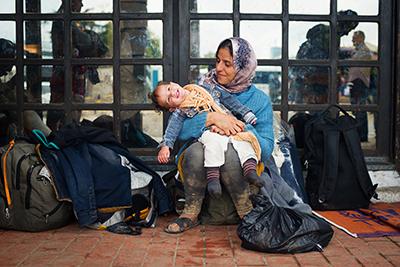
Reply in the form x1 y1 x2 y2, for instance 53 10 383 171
304 105 377 210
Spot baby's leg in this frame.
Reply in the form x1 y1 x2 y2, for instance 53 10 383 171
198 131 229 197
231 139 264 187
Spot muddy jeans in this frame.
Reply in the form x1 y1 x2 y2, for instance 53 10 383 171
181 142 253 219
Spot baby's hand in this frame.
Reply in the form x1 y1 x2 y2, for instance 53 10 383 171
158 146 170 164
243 112 257 125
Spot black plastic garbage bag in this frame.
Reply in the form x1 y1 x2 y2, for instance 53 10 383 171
237 194 333 253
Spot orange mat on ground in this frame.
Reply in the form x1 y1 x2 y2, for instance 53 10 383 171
313 202 400 238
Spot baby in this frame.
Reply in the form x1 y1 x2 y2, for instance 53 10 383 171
150 81 264 197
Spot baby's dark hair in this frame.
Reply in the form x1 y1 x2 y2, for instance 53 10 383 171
148 81 170 112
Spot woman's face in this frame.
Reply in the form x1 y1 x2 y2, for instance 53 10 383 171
215 47 236 85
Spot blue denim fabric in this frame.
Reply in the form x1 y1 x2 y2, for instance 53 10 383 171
277 137 308 203
161 84 254 149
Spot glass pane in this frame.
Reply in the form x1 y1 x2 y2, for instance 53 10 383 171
0 64 16 104
84 65 113 104
46 110 66 131
81 110 114 125
120 20 163 59
0 1 15 13
240 21 281 59
190 20 233 58
24 0 60 13
289 21 329 59
120 110 162 148
338 67 378 105
339 23 379 60
120 0 162 13
253 66 281 104
24 65 52 104
78 0 113 13
289 66 329 104
71 21 112 58
338 0 379 16
121 65 162 104
189 65 211 84
289 0 330 14
0 21 16 43
240 0 281 13
24 21 55 59
356 112 377 149
190 0 232 13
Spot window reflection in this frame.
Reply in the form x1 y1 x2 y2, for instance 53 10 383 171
0 21 16 43
0 1 15 13
120 110 161 148
253 66 281 104
120 20 163 58
24 65 52 104
340 23 378 60
289 66 329 104
70 21 112 58
24 21 55 59
240 21 282 59
77 0 113 13
338 67 378 105
24 0 60 13
0 64 16 104
120 65 162 104
190 20 232 58
84 65 113 104
120 0 162 13
338 0 379 16
240 0 281 13
190 0 232 13
289 0 330 14
289 21 330 60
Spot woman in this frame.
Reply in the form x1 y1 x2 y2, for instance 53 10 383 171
165 37 274 233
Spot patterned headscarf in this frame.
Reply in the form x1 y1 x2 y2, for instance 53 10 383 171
200 37 257 93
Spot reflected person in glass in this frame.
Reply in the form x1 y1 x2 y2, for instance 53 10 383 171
289 10 358 104
163 37 274 234
48 0 108 131
347 31 372 142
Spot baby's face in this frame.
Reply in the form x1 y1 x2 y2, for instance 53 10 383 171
156 82 187 110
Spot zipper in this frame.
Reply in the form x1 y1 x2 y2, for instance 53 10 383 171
15 154 35 190
24 162 41 209
44 202 63 224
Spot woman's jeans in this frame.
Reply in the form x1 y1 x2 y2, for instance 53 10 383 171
181 142 253 218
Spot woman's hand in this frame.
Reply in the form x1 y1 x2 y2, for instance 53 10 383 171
158 146 170 164
207 112 245 136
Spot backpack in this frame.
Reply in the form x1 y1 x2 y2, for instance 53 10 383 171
0 139 73 231
304 105 377 210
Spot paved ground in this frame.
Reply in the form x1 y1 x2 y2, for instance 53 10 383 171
0 214 399 267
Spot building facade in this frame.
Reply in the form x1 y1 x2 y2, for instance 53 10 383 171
0 0 399 170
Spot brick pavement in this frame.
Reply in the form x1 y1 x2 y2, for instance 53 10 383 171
0 214 399 267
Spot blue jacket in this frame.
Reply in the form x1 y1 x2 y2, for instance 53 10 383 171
40 124 173 226
161 84 254 148
178 84 275 163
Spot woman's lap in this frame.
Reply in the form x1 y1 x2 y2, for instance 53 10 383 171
181 142 253 218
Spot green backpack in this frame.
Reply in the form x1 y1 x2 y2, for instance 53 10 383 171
0 140 73 231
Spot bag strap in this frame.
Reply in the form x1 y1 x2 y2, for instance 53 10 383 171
1 140 14 207
342 128 378 200
318 129 340 203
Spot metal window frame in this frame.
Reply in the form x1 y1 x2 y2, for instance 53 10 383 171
177 0 394 159
0 0 395 161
